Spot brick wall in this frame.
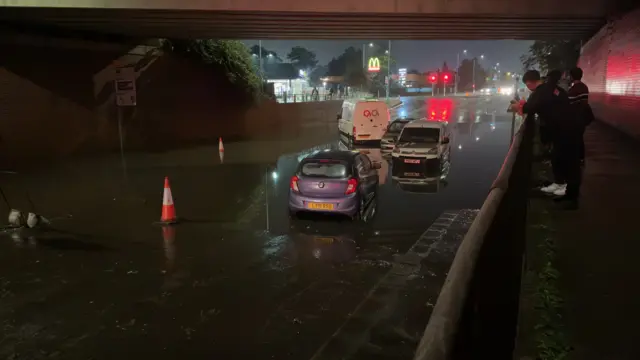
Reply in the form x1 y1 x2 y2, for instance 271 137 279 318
579 7 640 138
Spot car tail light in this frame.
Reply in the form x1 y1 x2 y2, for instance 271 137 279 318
290 175 300 192
353 126 357 137
345 178 358 195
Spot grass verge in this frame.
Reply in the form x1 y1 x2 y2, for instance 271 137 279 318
515 160 572 360
532 226 571 359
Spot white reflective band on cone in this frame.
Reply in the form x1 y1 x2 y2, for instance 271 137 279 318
163 188 174 205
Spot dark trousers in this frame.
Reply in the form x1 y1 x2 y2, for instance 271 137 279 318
553 138 582 200
578 126 586 160
551 147 565 184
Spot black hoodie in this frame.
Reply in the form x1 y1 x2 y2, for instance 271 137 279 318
522 82 581 141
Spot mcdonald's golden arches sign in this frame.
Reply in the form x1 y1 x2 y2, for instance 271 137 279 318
368 57 380 72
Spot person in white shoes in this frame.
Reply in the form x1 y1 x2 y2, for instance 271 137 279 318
541 182 566 196
518 69 579 209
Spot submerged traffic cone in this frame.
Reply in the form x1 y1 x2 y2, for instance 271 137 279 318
160 177 178 224
218 137 224 153
162 226 176 270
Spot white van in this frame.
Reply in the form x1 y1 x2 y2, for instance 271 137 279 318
338 100 390 144
391 120 451 163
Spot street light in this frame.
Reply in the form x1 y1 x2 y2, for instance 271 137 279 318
363 42 377 68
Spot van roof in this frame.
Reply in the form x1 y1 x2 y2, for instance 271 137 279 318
344 99 386 105
403 120 446 129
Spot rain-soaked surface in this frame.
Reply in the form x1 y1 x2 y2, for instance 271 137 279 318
1 95 519 359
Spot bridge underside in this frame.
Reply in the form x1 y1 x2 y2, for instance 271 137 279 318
0 7 605 40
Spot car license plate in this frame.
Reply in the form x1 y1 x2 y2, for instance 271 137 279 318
358 134 370 138
307 202 334 210
315 237 334 244
404 172 420 177
404 159 421 164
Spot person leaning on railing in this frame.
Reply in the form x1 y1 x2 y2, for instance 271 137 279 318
514 69 582 210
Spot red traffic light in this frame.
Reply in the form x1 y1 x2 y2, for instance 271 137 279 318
443 74 450 81
429 74 437 83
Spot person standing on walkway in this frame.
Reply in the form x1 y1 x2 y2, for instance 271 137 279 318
518 70 582 209
568 67 594 165
519 70 567 196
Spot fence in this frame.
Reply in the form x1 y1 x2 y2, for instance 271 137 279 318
413 113 535 360
274 91 369 103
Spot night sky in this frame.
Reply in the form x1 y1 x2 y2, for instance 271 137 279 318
243 40 533 73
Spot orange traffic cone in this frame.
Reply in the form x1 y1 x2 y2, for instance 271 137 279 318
218 137 224 152
160 177 178 224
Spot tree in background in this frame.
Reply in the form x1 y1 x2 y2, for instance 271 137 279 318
456 58 487 91
249 45 282 63
520 40 581 73
441 61 450 74
163 39 262 102
287 46 318 71
327 47 367 87
308 65 328 86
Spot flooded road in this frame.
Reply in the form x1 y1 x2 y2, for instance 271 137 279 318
0 95 518 359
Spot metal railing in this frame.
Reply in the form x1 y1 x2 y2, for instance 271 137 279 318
274 91 369 103
414 113 535 360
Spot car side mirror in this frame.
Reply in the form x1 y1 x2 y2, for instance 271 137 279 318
442 137 450 144
372 162 382 170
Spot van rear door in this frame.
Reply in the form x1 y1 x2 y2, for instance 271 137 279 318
354 102 390 141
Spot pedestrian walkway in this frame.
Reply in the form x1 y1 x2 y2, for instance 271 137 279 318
556 122 640 360
516 121 640 360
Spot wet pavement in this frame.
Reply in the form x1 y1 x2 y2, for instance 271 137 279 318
0 95 518 359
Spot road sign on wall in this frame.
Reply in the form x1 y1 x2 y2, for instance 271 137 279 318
114 66 137 106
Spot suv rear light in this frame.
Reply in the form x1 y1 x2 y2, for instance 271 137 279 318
353 126 357 137
290 175 300 192
345 178 358 195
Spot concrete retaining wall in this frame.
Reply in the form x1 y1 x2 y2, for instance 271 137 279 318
579 7 640 139
0 33 342 169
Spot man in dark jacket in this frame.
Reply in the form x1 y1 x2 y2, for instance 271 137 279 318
519 69 582 209
568 67 594 164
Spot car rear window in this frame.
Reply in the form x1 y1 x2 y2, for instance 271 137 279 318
388 121 409 132
398 127 440 143
301 161 349 178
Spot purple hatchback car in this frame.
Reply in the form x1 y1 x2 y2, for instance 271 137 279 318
289 150 380 219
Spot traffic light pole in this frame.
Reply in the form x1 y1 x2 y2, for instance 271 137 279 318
386 40 391 100
455 52 459 95
472 58 476 94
